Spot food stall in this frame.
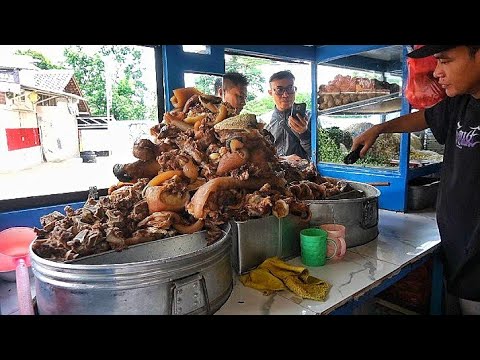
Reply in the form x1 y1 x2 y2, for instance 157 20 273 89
0 45 444 315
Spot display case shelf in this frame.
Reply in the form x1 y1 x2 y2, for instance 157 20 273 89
315 45 415 211
318 92 401 116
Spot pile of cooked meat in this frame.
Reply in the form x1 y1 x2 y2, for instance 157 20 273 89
32 87 352 262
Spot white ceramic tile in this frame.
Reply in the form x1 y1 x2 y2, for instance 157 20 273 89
215 276 316 315
349 236 440 267
376 210 440 248
277 251 399 314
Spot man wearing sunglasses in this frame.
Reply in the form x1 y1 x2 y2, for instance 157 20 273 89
266 70 311 160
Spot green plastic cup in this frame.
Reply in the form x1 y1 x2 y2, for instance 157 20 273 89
300 228 337 267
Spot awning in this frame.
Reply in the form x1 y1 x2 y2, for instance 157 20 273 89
21 85 86 102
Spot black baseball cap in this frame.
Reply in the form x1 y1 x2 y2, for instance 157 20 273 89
407 45 460 58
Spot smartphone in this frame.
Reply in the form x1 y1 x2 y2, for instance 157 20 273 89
291 103 307 118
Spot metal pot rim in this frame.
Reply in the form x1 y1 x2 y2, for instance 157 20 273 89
30 223 231 271
305 179 381 204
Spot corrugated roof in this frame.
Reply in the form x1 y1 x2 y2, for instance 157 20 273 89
19 69 91 115
20 69 74 92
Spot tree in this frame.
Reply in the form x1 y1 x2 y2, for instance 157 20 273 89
63 45 154 120
14 49 64 70
194 55 269 101
63 46 107 117
243 96 275 115
225 55 268 101
293 92 312 111
243 91 312 116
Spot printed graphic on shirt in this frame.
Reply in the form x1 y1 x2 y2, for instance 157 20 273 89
456 122 480 149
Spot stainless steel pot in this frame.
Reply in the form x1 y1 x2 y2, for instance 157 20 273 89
30 224 232 315
306 180 381 248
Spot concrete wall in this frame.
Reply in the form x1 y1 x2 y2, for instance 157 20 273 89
36 98 79 162
108 120 158 163
0 100 42 173
78 129 110 153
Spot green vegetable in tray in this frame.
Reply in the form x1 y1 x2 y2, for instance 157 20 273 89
317 126 439 167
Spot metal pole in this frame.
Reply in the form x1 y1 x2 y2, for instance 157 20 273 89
105 58 112 120
154 45 165 122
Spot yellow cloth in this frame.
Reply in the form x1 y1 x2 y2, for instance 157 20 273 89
239 257 331 301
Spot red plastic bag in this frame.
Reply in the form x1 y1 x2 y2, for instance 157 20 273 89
405 45 447 109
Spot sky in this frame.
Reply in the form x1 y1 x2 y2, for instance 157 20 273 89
0 45 380 90
0 45 67 60
1 45 396 109
0 45 157 99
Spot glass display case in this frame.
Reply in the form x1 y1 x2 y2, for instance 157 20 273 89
314 45 442 211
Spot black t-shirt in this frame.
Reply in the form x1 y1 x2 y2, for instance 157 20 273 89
425 95 480 300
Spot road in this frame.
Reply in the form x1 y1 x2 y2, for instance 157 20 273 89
0 156 126 201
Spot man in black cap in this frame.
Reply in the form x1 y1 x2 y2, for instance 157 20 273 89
350 45 480 314
406 45 463 59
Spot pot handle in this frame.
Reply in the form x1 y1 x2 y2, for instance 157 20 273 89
16 258 34 315
360 198 378 230
171 273 210 315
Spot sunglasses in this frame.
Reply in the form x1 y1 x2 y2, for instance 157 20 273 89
273 85 297 96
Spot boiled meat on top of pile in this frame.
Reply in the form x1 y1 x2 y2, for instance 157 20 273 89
33 87 351 262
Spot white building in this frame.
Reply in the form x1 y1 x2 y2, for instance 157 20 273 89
0 56 90 173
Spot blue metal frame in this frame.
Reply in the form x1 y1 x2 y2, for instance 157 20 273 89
222 45 315 62
316 45 391 63
162 46 226 111
330 249 443 315
0 202 85 231
310 61 318 164
330 256 428 314
162 45 317 113
0 45 444 315
326 56 402 74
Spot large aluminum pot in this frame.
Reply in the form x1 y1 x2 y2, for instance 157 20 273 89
30 224 232 315
306 181 381 248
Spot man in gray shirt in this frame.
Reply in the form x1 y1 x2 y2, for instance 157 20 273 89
265 70 311 160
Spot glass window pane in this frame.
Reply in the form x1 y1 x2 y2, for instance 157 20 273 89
224 54 311 125
317 63 404 169
184 72 221 95
182 45 211 55
0 45 158 201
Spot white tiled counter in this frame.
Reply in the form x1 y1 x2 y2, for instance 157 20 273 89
0 209 440 315
216 209 441 315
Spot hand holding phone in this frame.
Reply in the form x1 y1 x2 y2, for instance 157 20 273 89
288 103 308 134
291 103 307 119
